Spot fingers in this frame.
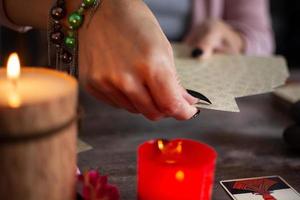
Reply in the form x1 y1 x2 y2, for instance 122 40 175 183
115 76 164 121
86 83 119 108
214 45 235 54
186 20 244 58
184 30 198 46
87 78 139 113
87 73 164 119
105 83 140 113
86 69 198 120
147 68 198 120
194 29 221 59
185 21 226 58
196 28 242 55
185 28 220 59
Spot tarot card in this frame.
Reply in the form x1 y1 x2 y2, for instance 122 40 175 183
173 43 289 112
220 175 300 200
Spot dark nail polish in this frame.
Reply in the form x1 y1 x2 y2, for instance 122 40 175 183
191 109 201 119
186 89 212 104
191 48 203 58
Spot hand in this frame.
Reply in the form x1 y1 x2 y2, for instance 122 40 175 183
79 0 198 120
185 20 245 58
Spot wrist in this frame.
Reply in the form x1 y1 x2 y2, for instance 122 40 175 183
48 0 100 77
3 0 81 29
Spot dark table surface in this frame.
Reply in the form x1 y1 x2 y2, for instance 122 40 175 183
78 70 300 200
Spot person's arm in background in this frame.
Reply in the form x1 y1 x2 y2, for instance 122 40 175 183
223 0 274 56
1 0 198 121
185 0 274 57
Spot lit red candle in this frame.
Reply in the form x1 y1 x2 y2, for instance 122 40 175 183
137 138 217 200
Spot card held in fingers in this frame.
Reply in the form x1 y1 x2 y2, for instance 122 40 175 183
220 175 300 200
173 43 290 112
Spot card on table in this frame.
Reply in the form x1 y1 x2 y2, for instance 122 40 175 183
220 175 300 200
77 139 93 153
173 43 290 112
274 83 300 105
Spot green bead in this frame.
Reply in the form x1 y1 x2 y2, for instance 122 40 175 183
68 12 83 30
65 36 76 48
83 0 96 7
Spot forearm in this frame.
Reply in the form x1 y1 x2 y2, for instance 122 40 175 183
4 0 80 29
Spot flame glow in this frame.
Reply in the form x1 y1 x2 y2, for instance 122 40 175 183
6 53 21 107
157 140 164 151
7 53 21 80
176 141 182 153
8 91 21 108
175 170 185 181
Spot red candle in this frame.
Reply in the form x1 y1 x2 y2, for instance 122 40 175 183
137 138 217 200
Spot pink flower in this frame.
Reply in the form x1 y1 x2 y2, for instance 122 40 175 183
78 170 120 200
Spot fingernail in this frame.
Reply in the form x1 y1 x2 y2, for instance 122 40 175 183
190 109 201 119
186 89 212 104
191 48 203 58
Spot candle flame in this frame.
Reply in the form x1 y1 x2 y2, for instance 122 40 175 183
6 53 21 107
176 141 182 153
157 139 184 165
157 139 182 154
157 139 165 151
7 52 21 80
175 170 185 182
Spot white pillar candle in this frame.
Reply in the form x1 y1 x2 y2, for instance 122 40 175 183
0 53 78 200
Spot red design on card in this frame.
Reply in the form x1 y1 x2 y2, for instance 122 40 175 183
233 178 278 200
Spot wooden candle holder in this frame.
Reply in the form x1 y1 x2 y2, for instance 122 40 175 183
0 68 78 200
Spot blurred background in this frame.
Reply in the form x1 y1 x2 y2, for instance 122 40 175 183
0 0 300 67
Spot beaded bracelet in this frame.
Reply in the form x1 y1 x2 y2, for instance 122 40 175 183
48 0 100 78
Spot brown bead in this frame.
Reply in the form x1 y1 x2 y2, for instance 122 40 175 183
51 6 66 21
61 50 73 64
50 31 64 45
